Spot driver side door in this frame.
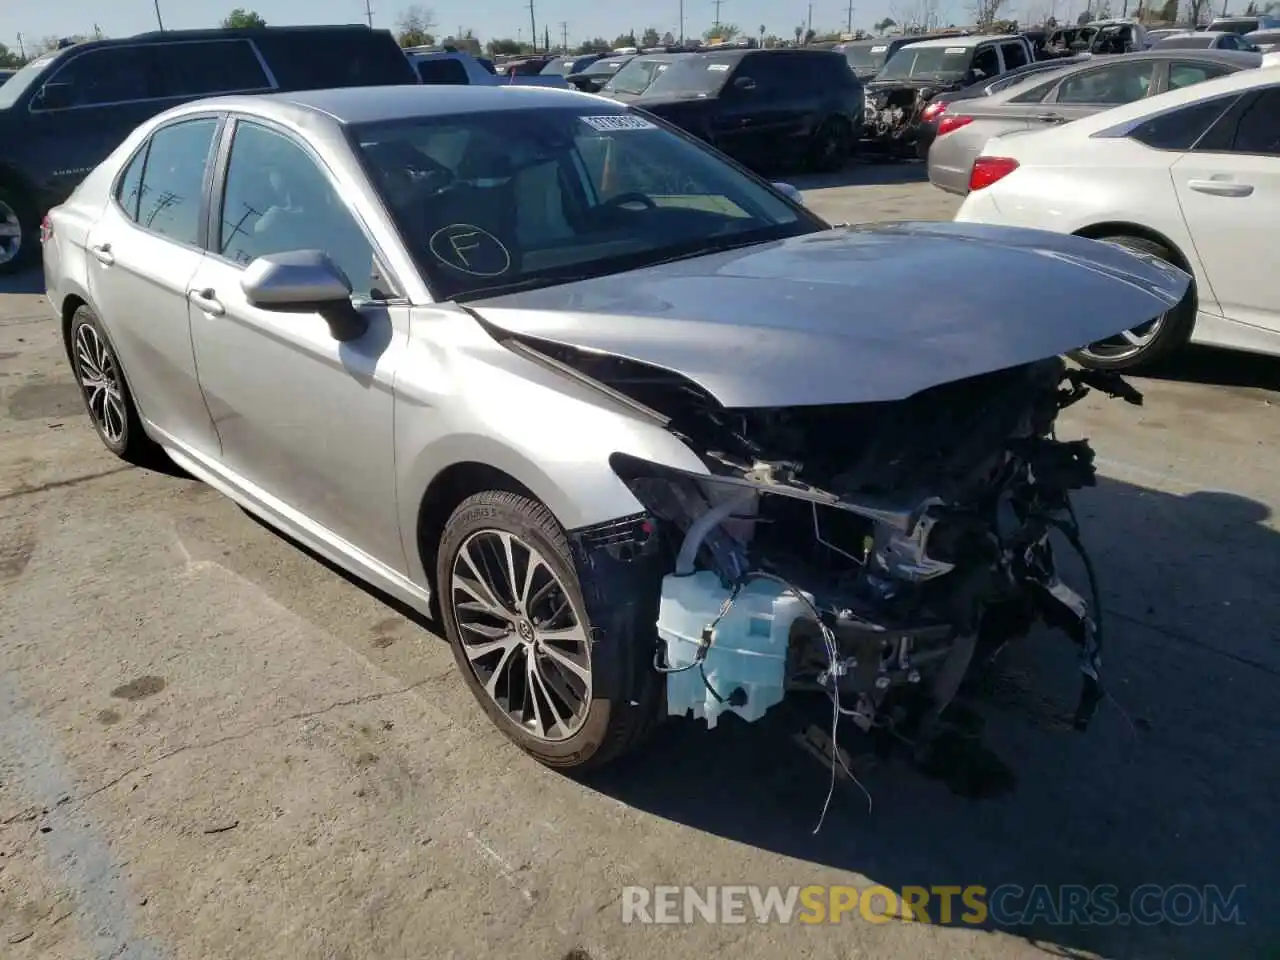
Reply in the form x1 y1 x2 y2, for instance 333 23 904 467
187 117 412 573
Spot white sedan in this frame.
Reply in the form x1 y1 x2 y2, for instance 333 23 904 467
955 65 1280 369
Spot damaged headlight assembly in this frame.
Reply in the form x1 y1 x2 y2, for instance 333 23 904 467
607 362 1143 773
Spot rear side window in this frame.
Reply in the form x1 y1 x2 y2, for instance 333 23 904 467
255 32 416 88
1168 61 1233 91
1056 61 1155 105
1001 42 1029 69
1009 75 1059 103
133 117 219 245
416 58 470 85
1126 95 1238 151
151 40 271 96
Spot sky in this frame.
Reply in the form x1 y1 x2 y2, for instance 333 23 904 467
8 0 1130 54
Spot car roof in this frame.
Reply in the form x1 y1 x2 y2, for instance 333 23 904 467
194 84 602 127
905 34 1020 49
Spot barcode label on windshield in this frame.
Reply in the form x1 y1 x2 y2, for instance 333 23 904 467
580 115 657 131
871 45 887 52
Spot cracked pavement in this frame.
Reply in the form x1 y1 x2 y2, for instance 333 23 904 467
2 168 1278 960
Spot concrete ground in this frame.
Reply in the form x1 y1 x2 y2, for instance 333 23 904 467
1 165 1277 960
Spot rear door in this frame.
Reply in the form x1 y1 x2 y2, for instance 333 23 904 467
1172 85 1280 332
713 54 807 162
148 39 275 98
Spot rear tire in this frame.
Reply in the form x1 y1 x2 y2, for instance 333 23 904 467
0 186 36 276
437 490 661 771
1069 234 1196 371
68 305 165 466
808 118 852 173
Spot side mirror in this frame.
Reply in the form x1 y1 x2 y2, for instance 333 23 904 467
733 75 757 92
240 249 368 342
771 181 804 204
34 82 73 111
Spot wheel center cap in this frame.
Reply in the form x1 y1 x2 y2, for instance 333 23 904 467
517 620 535 643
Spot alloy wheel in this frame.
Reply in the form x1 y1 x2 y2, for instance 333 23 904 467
450 529 593 742
0 199 22 267
1075 314 1166 364
74 323 127 445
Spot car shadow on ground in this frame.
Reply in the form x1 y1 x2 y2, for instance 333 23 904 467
1146 345 1280 394
576 476 1280 959
0 268 45 296
790 159 928 191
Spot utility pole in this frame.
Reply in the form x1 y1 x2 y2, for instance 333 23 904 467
363 0 374 27
17 33 25 59
528 0 538 52
713 0 725 30
153 0 165 30
679 0 685 43
807 1 813 37
846 0 855 31
560 21 568 51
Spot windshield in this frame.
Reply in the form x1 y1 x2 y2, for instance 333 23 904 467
582 57 630 78
351 106 813 302
1157 34 1216 48
602 58 673 95
0 50 61 110
641 56 735 97
842 43 890 72
877 46 971 81
1090 24 1135 52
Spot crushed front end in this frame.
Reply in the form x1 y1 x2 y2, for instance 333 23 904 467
594 354 1142 753
861 83 940 157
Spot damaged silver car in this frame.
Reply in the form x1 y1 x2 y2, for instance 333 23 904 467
43 85 1189 773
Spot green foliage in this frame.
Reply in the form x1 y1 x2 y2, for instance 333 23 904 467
222 8 267 29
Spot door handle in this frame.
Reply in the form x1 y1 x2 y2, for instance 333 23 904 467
90 243 114 266
189 288 225 316
1187 179 1253 198
1034 113 1066 124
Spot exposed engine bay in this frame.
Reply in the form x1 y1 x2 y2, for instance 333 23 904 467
863 85 934 154
515 334 1143 763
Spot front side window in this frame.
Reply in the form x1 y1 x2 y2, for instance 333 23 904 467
971 46 999 80
151 40 271 97
36 46 152 110
134 117 219 245
218 121 381 299
1168 61 1232 91
352 106 815 302
642 56 737 97
416 58 470 84
1056 61 1155 105
602 59 672 96
1001 42 1029 70
1229 88 1280 155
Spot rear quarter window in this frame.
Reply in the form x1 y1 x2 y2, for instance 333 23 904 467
1126 94 1239 150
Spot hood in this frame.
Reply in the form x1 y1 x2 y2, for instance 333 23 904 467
471 221 1189 409
632 94 716 110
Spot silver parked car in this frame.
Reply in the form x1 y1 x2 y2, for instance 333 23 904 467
44 86 1186 772
927 48 1261 195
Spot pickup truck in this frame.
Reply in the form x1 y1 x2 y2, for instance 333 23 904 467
405 49 570 87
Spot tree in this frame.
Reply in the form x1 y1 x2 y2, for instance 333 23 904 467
612 32 636 47
703 22 740 40
487 37 522 55
661 31 676 44
222 8 267 28
794 24 804 43
577 37 611 53
1245 0 1258 13
641 27 661 47
971 0 1008 30
443 29 482 54
396 5 437 47
875 16 898 31
0 42 24 67
1182 0 1209 24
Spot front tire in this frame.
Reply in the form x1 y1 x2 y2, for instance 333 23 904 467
437 490 660 771
69 305 163 465
1070 235 1196 371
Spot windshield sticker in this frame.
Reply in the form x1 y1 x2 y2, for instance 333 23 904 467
871 44 887 52
429 224 511 277
707 63 731 71
946 46 967 54
580 114 657 132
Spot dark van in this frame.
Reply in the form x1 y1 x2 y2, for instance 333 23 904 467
0 25 418 273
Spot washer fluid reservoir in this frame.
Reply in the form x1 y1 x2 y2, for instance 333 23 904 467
657 571 813 728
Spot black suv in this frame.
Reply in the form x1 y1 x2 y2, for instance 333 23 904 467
0 25 417 273
629 48 864 173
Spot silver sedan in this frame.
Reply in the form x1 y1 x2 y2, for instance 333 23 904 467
44 85 1185 773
